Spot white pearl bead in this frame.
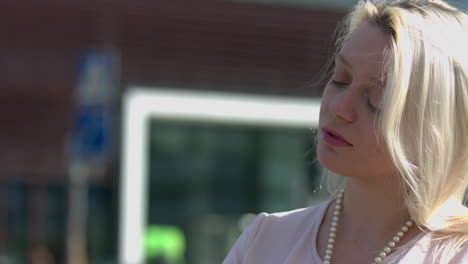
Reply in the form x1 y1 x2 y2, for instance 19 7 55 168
328 238 335 243
335 204 342 210
374 256 383 263
324 255 331 260
401 226 408 232
397 231 404 237
334 210 341 216
384 247 391 253
330 227 337 232
406 220 413 227
379 252 387 258
393 236 400 242
324 261 330 264
388 241 396 248
332 216 339 221
329 232 336 238
326 249 333 255
331 222 338 227
327 244 334 249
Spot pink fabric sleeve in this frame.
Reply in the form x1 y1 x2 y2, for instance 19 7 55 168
222 213 268 264
450 242 468 264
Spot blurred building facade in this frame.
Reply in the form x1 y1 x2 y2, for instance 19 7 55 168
0 0 348 263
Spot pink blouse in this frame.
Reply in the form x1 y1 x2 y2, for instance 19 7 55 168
223 199 468 264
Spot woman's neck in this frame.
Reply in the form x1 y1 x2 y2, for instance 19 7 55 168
317 179 424 264
338 178 421 246
344 179 407 233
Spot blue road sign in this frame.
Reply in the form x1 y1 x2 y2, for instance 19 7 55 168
72 51 117 162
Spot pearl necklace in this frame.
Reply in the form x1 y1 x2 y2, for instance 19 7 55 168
323 189 414 264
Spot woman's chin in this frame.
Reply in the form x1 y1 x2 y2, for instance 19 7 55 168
317 143 344 173
317 154 347 176
317 148 358 177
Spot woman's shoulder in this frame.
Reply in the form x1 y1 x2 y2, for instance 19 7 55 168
243 199 332 243
261 199 332 227
389 230 468 264
451 240 468 264
222 199 332 264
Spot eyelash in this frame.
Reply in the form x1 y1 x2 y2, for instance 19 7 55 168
330 79 349 87
330 79 379 113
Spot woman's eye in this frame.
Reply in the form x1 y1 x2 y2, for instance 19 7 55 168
330 79 349 87
367 99 378 112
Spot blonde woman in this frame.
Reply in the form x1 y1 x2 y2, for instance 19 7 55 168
223 0 468 263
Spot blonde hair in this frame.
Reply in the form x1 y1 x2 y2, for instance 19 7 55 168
326 0 468 262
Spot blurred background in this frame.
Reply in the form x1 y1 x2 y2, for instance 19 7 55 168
8 0 468 264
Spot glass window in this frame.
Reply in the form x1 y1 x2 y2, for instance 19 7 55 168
7 182 27 264
45 184 67 263
87 185 117 263
146 120 325 264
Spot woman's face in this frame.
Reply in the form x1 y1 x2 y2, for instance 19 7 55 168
317 22 395 182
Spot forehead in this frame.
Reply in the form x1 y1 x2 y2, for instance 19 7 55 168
339 22 389 81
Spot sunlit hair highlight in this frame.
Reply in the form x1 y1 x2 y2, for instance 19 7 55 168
324 0 468 262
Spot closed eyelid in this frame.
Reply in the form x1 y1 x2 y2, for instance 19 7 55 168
332 64 352 81
335 54 384 87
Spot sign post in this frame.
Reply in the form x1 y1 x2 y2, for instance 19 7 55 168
67 51 117 264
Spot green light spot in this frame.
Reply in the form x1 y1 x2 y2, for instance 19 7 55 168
144 225 186 262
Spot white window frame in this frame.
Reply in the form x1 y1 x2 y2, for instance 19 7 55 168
118 87 321 264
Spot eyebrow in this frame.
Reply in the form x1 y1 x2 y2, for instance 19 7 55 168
336 53 352 69
335 52 385 88
366 78 385 89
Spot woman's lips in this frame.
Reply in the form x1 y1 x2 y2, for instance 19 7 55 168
322 128 353 147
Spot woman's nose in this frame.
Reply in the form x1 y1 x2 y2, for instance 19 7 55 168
329 88 357 123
